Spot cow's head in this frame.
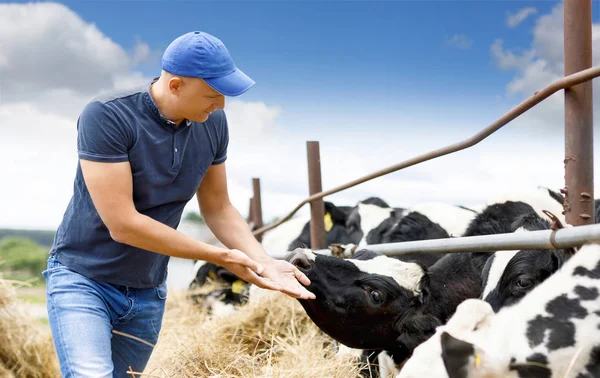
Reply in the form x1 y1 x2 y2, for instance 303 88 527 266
284 247 435 352
346 202 395 246
480 212 568 312
481 248 565 312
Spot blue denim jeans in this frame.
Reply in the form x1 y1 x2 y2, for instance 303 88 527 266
43 255 167 378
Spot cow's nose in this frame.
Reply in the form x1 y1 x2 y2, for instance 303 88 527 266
284 249 314 271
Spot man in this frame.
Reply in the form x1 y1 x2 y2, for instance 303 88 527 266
43 31 315 378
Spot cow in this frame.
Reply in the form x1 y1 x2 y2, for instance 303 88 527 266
346 200 477 249
282 188 569 374
284 246 487 371
400 243 600 378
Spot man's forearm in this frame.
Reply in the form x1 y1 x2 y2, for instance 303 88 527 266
111 212 229 263
201 202 272 265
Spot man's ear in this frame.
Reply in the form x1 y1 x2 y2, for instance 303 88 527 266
440 331 476 378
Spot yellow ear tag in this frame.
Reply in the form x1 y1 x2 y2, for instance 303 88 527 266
231 280 246 294
324 212 333 232
474 353 481 367
208 271 217 280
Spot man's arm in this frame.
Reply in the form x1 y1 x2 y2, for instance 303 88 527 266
196 163 272 266
79 158 267 284
196 162 315 299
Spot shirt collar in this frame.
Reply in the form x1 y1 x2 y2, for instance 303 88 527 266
143 77 192 130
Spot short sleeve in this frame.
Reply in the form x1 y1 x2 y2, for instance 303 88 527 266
77 101 131 163
212 110 229 165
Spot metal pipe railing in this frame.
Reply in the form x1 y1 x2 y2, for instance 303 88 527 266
252 66 600 238
269 223 600 260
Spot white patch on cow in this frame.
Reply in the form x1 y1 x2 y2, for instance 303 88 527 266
398 299 495 378
481 249 520 299
187 260 207 288
407 202 479 237
489 185 566 225
335 344 364 360
481 227 529 299
378 351 399 377
208 300 239 318
357 203 394 246
260 215 310 254
295 248 317 261
349 256 424 296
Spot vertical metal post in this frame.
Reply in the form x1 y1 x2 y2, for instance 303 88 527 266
307 141 326 249
252 179 264 242
247 197 254 224
564 0 595 225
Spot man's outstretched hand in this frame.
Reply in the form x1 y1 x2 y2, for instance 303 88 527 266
217 249 315 300
260 258 316 300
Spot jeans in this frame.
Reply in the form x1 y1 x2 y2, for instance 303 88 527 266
43 255 167 378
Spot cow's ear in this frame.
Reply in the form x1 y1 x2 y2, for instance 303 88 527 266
417 269 431 304
441 331 476 378
551 250 567 271
353 249 380 261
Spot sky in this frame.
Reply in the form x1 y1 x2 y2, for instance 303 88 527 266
1 0 600 231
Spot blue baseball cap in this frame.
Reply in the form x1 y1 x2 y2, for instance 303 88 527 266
161 31 255 97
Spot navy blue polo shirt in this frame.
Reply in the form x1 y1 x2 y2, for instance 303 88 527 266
49 78 229 288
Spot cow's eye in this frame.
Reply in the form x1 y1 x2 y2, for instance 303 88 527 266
516 278 533 289
370 290 383 304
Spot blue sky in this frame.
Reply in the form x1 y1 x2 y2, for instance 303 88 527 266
3 0 600 230
18 0 584 133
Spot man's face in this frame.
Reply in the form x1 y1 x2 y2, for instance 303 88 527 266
170 76 225 122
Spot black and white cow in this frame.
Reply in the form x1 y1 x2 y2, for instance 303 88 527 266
284 246 487 370
400 243 600 378
346 200 477 248
283 188 570 374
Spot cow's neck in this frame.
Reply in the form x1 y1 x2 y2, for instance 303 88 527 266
425 253 484 322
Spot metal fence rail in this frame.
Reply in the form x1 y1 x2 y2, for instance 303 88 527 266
251 65 600 240
268 223 600 260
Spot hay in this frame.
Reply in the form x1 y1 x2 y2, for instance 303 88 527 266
145 286 368 378
0 265 368 378
0 276 59 377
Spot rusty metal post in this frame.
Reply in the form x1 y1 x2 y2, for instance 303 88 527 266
563 0 595 225
251 179 264 241
307 141 326 249
247 197 254 224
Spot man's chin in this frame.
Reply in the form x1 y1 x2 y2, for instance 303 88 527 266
190 114 210 123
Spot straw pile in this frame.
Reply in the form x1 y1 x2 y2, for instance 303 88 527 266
0 266 369 378
0 275 59 377
145 284 369 378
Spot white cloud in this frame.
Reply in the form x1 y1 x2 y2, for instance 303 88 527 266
491 2 600 131
445 34 473 50
0 2 154 229
506 7 537 29
0 2 155 118
1 1 599 236
490 39 535 71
